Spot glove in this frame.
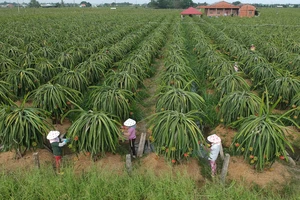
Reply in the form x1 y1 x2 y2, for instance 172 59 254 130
63 138 70 143
59 142 66 147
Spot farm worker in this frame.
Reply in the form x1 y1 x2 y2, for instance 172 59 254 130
47 131 69 174
123 118 137 158
207 134 222 177
250 44 256 51
234 62 239 72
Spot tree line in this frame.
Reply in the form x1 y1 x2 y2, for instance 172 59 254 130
148 0 195 9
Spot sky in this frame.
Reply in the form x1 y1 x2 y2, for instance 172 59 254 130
5 0 299 5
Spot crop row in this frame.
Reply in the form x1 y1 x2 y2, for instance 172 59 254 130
199 18 300 114
190 17 298 170
0 10 174 158
147 17 209 163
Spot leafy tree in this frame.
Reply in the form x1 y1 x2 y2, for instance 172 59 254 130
148 0 158 8
60 0 64 7
232 1 241 5
157 0 169 8
173 0 181 8
181 0 194 8
80 1 91 7
149 0 195 8
28 0 40 7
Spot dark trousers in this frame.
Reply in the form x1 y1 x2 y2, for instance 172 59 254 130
129 139 136 156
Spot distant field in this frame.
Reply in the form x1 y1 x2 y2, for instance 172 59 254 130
0 6 300 199
1 5 300 164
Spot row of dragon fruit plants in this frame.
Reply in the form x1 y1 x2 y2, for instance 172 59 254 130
217 8 300 56
202 16 300 119
188 15 299 171
148 17 209 164
0 10 177 158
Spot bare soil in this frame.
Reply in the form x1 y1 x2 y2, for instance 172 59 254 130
227 156 291 190
0 149 53 172
0 148 295 189
209 125 236 148
137 153 204 182
71 152 125 175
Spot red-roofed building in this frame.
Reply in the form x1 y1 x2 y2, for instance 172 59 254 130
239 4 256 17
198 1 256 17
180 7 202 16
180 7 202 19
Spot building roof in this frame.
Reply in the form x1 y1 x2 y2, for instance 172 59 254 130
239 4 256 11
180 7 202 15
199 1 240 9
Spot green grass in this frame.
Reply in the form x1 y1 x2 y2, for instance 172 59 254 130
0 163 299 200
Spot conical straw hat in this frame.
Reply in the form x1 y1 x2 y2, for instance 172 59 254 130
123 118 136 127
207 134 221 144
47 131 60 140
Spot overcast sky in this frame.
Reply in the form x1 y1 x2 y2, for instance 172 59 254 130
6 0 298 5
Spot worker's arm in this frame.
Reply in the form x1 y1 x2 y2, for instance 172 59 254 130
58 139 69 147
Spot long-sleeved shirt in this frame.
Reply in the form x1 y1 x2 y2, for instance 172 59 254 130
127 127 136 140
208 143 221 161
49 137 66 156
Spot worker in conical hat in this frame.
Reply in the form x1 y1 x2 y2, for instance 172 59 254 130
123 118 137 158
207 134 222 177
47 131 69 174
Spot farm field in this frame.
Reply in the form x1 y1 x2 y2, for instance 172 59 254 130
0 7 300 199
